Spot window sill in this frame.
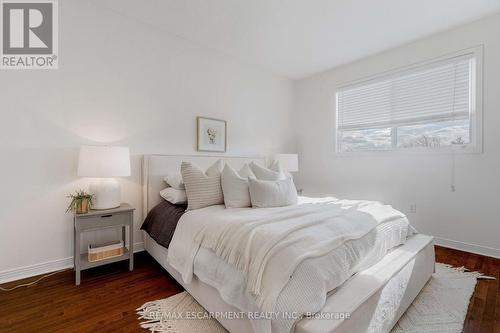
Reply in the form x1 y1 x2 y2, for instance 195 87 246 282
334 145 482 157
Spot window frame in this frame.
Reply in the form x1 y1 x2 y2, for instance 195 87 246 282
334 46 483 155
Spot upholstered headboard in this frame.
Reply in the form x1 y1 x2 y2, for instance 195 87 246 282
142 154 267 218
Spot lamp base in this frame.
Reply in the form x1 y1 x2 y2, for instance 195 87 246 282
89 178 121 210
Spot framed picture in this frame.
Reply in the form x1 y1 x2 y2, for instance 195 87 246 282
197 117 227 152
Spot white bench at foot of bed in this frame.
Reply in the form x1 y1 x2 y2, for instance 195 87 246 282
296 234 435 333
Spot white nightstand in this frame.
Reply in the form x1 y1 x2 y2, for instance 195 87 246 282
73 203 135 285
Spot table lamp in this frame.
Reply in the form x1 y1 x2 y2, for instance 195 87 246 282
77 145 131 210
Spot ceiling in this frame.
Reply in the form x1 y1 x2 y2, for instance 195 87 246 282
98 0 500 79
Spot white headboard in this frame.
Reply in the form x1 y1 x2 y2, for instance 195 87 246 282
142 154 267 217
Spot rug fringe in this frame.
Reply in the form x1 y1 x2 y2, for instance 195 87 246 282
436 263 496 280
137 301 163 319
137 300 177 333
139 322 176 333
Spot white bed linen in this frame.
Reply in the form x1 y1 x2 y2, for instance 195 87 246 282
144 232 433 333
192 218 413 333
167 197 414 333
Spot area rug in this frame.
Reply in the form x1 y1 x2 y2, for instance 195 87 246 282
137 263 490 333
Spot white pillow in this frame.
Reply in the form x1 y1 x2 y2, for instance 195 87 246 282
221 164 256 208
248 177 298 208
163 173 185 190
238 163 256 179
269 160 283 173
270 160 292 179
181 160 224 210
159 187 187 204
249 161 285 181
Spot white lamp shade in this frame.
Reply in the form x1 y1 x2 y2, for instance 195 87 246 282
77 146 131 177
274 154 299 172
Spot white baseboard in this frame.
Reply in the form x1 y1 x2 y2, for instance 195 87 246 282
134 241 145 253
434 237 500 259
0 257 74 285
0 241 145 284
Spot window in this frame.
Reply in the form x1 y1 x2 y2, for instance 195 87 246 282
336 47 482 153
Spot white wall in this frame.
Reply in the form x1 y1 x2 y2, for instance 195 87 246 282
0 0 295 279
296 13 500 258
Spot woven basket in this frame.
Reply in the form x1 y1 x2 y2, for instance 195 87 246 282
88 240 124 262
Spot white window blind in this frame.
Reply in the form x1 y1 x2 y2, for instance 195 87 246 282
337 54 473 131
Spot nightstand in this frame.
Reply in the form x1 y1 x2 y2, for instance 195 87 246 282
73 203 135 286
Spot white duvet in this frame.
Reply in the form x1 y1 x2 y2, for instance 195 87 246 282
167 197 414 333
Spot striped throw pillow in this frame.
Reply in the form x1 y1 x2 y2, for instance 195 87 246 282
181 160 224 210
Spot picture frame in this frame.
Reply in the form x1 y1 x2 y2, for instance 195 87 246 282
197 117 227 152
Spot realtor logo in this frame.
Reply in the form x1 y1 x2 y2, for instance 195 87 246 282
1 0 58 69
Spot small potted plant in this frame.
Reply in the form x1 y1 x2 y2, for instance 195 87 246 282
66 190 94 214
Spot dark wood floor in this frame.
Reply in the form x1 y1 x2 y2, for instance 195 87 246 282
0 252 183 333
0 247 498 333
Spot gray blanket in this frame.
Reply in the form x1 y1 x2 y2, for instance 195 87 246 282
141 200 186 248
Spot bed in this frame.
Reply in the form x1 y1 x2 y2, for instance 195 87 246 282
141 154 435 333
